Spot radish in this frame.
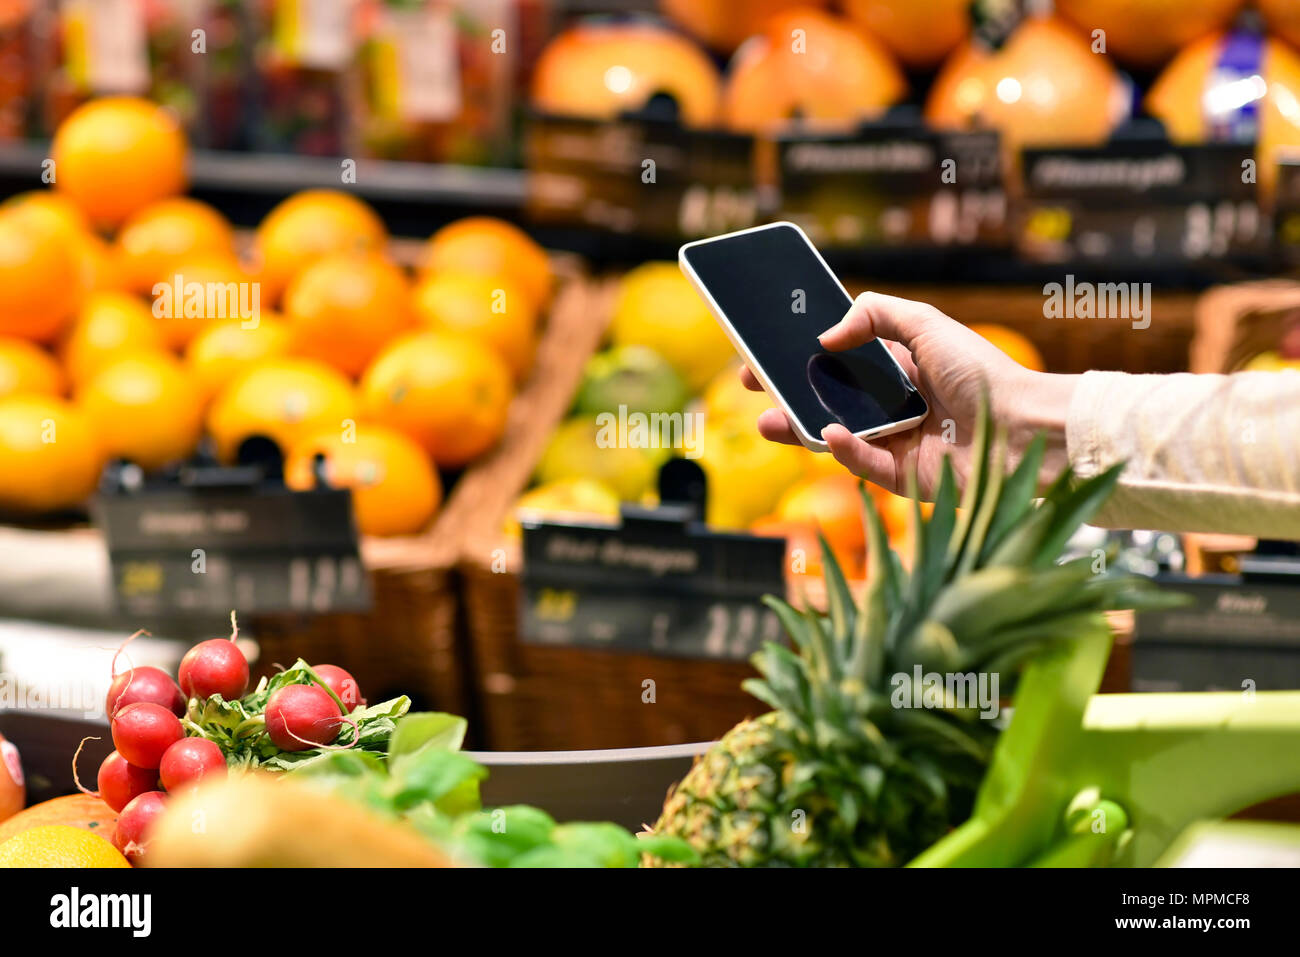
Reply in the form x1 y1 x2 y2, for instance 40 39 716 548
159 738 226 794
178 638 249 702
97 751 158 813
105 666 185 718
111 702 184 770
113 790 167 863
265 684 343 751
313 664 363 711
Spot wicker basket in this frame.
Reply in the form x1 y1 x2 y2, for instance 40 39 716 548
251 265 599 731
1190 279 1300 374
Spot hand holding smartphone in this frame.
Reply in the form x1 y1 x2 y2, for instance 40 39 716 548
679 222 927 452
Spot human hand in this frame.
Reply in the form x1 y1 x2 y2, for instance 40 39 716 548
743 292 1077 498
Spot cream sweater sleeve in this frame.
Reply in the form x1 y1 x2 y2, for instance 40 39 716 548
1066 369 1300 538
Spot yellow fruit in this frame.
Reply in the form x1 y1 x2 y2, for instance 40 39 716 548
285 425 442 537
967 323 1045 372
207 358 357 462
253 190 387 305
115 197 236 293
284 253 413 377
1243 350 1300 372
412 271 538 380
0 207 84 343
698 416 806 529
505 477 621 538
700 364 772 426
423 217 552 310
51 96 188 228
0 824 130 868
73 230 125 294
0 395 102 512
79 353 204 471
535 416 664 502
0 338 65 398
150 253 256 351
360 332 513 467
185 316 293 405
61 291 167 386
611 262 735 392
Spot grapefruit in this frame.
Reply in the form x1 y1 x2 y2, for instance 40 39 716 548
61 291 167 386
115 197 236 293
1057 0 1245 68
412 271 538 381
842 0 969 69
0 338 65 398
0 395 102 511
422 217 553 310
253 190 388 305
78 353 204 471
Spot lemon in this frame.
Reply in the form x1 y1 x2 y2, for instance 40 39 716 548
506 478 621 538
0 824 130 868
536 416 664 502
610 262 736 392
697 416 806 529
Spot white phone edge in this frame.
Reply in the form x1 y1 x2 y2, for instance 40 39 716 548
677 221 928 454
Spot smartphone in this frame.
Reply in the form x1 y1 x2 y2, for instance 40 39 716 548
679 221 928 452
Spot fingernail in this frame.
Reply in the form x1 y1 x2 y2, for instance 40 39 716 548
821 425 834 441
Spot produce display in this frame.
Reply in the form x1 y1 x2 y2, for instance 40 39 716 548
0 96 552 536
1 0 1299 890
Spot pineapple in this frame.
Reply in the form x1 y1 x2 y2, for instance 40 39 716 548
647 404 1167 867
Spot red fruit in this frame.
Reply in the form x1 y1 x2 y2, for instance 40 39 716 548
265 684 342 752
313 664 363 711
177 638 249 701
105 666 185 718
113 790 167 862
97 750 158 813
111 702 184 770
159 737 226 794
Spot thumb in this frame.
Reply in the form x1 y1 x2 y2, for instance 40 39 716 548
819 291 943 352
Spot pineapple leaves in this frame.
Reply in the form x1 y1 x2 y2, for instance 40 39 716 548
946 390 991 571
980 431 1046 562
818 530 856 664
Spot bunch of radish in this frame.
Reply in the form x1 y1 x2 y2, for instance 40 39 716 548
82 621 363 863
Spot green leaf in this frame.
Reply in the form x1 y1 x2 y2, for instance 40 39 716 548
636 834 701 865
386 748 488 811
388 712 467 763
980 431 1046 561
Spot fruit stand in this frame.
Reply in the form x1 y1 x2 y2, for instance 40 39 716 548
0 1 1298 898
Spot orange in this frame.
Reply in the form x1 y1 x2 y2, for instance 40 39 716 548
0 824 130 868
283 253 413 377
532 20 723 127
61 291 167 386
0 207 84 342
207 358 357 462
1 189 91 235
967 323 1045 372
660 0 824 53
79 353 203 470
0 395 102 511
412 271 538 380
0 338 65 398
842 0 969 69
722 8 906 134
115 197 236 293
926 16 1129 157
185 315 293 405
423 217 553 311
51 96 188 228
253 190 387 305
775 474 867 556
0 794 118 845
149 253 257 351
285 425 442 536
359 332 513 467
1261 0 1300 50
74 230 125 294
751 514 862 581
1058 0 1244 68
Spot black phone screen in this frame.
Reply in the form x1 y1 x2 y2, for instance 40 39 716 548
681 223 928 438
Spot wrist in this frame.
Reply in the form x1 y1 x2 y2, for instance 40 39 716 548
997 371 1079 487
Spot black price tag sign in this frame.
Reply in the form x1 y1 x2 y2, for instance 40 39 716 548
1019 142 1266 265
96 486 370 616
776 126 1006 249
525 112 759 240
519 508 787 660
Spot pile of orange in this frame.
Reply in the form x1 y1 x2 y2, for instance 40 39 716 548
0 96 553 537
